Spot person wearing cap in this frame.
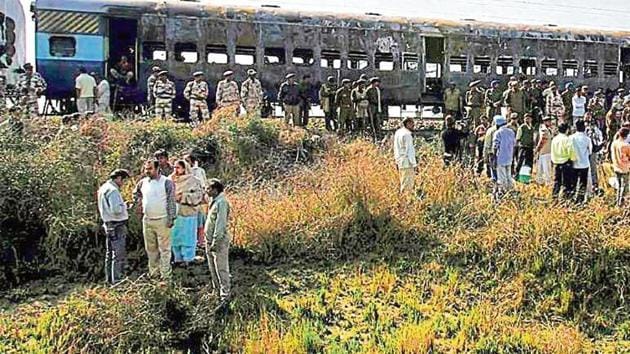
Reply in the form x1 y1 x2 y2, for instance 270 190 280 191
95 72 111 114
146 66 161 107
335 78 354 133
571 85 588 124
588 89 607 131
612 88 625 111
97 169 131 284
465 80 484 127
551 122 577 200
17 63 47 117
240 69 263 116
153 71 176 120
561 82 575 126
484 80 503 119
530 80 545 124
542 81 556 115
393 116 417 195
75 67 97 115
204 178 231 302
216 70 240 113
319 76 337 131
351 78 369 133
278 73 301 126
502 81 525 122
535 116 554 186
492 114 516 199
515 113 535 180
298 75 313 127
443 81 462 119
184 71 210 125
366 77 384 140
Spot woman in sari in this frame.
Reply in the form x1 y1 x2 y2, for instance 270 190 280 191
184 153 209 248
169 160 204 265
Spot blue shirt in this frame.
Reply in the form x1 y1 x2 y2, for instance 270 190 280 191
493 126 516 166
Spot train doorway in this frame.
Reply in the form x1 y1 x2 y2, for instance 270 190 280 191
423 36 444 104
621 47 630 87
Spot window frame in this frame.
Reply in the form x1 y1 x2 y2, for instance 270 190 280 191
49 36 77 58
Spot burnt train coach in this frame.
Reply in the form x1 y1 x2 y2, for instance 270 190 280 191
33 0 630 116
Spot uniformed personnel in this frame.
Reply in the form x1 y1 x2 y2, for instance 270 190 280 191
240 69 264 116
277 73 301 126
216 70 240 113
319 76 337 131
153 70 176 120
366 77 384 140
184 71 210 125
484 80 503 119
335 78 353 133
147 66 161 107
351 78 369 132
17 63 47 117
443 82 462 118
465 80 484 126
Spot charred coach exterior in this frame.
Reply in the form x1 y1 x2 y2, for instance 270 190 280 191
33 0 630 115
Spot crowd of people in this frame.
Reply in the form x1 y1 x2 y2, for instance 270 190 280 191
436 76 630 205
96 150 232 303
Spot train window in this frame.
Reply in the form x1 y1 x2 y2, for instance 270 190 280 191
425 63 442 78
264 47 286 65
542 59 558 75
496 56 514 75
402 52 419 71
473 57 491 74
175 43 198 63
584 60 598 78
143 42 167 61
449 55 467 73
321 50 341 69
49 36 76 57
562 60 578 77
207 45 228 64
235 46 256 66
603 63 618 77
519 58 537 75
347 51 369 70
293 48 315 66
375 53 394 71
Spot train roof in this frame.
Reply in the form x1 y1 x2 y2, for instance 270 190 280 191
34 0 630 41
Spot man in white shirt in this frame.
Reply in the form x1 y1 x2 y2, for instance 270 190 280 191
571 86 587 123
571 120 592 204
97 169 130 284
393 117 417 195
75 67 97 114
95 72 111 114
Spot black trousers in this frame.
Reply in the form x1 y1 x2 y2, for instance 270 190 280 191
552 162 574 199
515 146 534 176
572 168 589 204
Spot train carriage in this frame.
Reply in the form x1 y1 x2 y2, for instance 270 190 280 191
33 0 630 117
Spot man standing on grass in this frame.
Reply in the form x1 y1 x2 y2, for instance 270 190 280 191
515 113 535 180
393 117 417 195
205 179 231 302
535 116 554 186
97 169 131 285
492 115 516 199
134 159 177 280
611 128 630 207
75 67 97 115
570 120 592 204
551 122 577 200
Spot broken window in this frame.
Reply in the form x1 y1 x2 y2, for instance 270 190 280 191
542 59 558 76
496 56 514 75
264 47 286 65
375 52 394 71
425 63 442 78
604 62 618 77
402 52 419 71
473 56 491 74
49 36 76 57
175 43 198 63
347 51 369 70
142 42 167 61
583 60 598 78
449 55 467 73
562 60 578 77
292 48 315 66
206 45 228 64
235 46 256 66
321 50 341 69
519 58 537 75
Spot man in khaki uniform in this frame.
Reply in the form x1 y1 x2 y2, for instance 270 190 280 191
183 71 210 125
484 80 503 119
366 77 384 140
443 81 461 118
319 76 337 131
134 159 177 280
465 80 484 126
351 78 369 132
240 69 264 116
503 81 526 121
335 79 353 133
205 179 231 302
215 70 240 113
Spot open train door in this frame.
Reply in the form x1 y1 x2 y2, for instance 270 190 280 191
106 17 143 112
621 47 630 88
422 36 444 106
